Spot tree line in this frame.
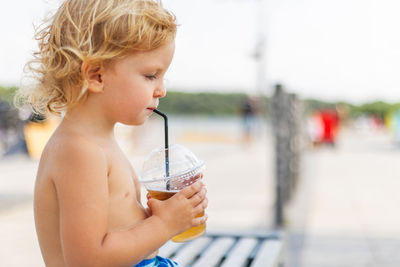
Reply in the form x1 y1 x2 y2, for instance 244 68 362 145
1 86 399 119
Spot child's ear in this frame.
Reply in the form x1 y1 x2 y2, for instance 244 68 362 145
81 62 104 93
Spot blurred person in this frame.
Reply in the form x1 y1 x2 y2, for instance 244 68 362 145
15 1 207 266
0 100 11 152
240 95 260 144
319 109 340 146
0 100 28 156
307 109 340 147
390 110 400 146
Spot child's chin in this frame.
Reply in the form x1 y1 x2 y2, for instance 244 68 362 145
119 117 146 126
131 117 148 126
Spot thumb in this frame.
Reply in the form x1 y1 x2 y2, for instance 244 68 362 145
147 198 159 210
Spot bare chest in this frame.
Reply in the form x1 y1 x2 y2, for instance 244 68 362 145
105 149 147 229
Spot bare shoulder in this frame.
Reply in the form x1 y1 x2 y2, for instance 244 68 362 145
40 131 108 182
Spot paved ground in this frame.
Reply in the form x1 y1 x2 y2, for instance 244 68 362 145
286 128 400 267
1 118 400 266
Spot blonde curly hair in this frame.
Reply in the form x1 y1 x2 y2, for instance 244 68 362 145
16 0 176 116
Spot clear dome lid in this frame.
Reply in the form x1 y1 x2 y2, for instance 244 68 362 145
139 144 204 191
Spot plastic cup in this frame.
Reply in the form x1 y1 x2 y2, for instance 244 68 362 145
139 144 206 242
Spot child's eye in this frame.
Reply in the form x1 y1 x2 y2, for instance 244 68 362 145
145 74 157 80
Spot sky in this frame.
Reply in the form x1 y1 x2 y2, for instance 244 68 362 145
1 0 400 103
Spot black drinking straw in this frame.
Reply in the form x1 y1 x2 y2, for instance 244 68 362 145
153 109 170 190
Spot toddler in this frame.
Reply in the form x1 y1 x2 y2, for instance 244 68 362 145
17 0 208 266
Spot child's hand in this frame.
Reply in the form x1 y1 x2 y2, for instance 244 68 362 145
146 180 208 237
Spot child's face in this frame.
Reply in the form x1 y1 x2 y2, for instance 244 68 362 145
100 40 175 125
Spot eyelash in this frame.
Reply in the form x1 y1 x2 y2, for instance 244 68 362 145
145 74 157 81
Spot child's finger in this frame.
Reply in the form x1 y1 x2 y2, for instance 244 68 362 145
192 213 208 226
193 197 208 215
190 187 207 206
147 198 160 210
179 180 203 198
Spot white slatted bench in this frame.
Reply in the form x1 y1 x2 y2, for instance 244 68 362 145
158 230 283 267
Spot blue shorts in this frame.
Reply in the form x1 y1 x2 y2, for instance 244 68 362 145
134 256 181 267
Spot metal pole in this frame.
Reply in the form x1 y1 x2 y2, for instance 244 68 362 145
254 0 268 97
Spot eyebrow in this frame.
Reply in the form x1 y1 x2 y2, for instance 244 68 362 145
142 64 166 73
141 58 170 71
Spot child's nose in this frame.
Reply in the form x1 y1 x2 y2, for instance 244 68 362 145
154 83 166 98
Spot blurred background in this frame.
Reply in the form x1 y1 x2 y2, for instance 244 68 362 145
1 0 400 266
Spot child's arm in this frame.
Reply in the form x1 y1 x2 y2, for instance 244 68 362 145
52 138 207 267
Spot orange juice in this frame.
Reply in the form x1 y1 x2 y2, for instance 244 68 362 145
148 190 206 242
